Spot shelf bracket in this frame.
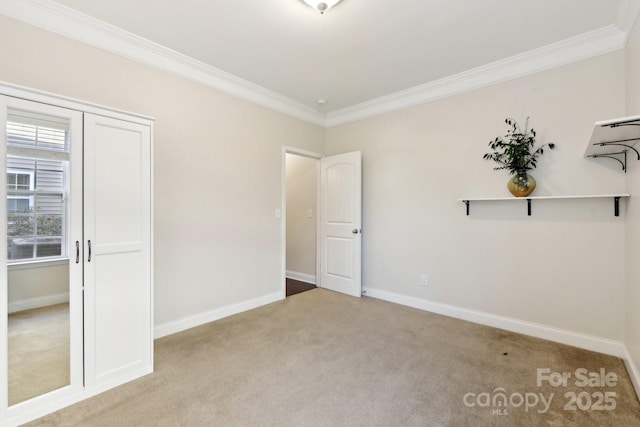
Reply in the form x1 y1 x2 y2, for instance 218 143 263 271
594 138 640 160
463 200 470 216
604 119 640 128
527 198 532 216
587 150 627 172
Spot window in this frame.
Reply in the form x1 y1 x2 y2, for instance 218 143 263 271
6 110 70 263
7 169 34 211
7 172 32 190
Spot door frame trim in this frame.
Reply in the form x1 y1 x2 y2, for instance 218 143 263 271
0 81 153 123
281 146 323 299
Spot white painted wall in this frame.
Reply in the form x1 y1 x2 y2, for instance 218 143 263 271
285 154 317 282
326 52 627 342
625 11 640 393
0 16 325 329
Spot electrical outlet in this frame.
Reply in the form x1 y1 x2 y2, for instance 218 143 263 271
420 274 428 287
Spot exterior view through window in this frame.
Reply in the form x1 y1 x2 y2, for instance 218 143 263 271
6 110 69 262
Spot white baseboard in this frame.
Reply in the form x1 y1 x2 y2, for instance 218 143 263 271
154 292 283 339
364 287 625 358
286 270 316 285
8 292 69 314
622 345 640 401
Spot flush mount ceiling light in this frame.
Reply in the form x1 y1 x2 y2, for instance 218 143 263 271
303 0 343 14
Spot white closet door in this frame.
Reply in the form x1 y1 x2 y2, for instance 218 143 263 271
0 95 84 414
83 114 152 387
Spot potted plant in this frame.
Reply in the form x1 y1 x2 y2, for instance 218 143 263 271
483 117 556 197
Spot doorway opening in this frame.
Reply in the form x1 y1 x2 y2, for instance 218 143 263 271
283 149 321 297
285 278 315 297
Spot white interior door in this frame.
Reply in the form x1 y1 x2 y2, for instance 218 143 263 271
319 151 362 297
83 113 152 387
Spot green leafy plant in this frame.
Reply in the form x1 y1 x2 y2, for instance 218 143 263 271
7 209 62 260
7 209 62 237
483 117 555 175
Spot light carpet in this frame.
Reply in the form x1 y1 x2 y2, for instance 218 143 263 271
9 303 69 406
26 289 640 426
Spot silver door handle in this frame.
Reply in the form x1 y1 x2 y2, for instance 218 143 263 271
87 240 92 262
75 241 80 264
352 229 359 234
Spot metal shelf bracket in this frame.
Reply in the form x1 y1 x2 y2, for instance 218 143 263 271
587 150 627 172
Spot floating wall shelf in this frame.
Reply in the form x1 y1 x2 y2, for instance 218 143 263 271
459 194 630 217
585 115 640 172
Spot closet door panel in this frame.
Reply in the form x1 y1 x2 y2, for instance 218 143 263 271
93 133 142 246
94 253 145 376
83 113 152 387
0 95 84 416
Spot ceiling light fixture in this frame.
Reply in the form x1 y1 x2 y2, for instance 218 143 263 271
303 0 343 14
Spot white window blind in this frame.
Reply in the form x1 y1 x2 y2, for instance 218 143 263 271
6 109 70 152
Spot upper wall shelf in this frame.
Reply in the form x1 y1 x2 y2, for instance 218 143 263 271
584 115 640 172
459 194 630 217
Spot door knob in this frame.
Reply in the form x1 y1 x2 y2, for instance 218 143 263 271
352 229 359 234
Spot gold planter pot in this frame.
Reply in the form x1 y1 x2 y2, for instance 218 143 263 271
507 172 536 197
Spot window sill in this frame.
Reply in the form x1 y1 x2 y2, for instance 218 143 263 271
7 258 69 271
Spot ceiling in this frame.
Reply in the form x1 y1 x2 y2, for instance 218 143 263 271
2 0 636 124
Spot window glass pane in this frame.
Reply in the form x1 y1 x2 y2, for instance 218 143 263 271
35 160 64 192
5 155 67 261
7 198 30 214
7 209 35 261
36 195 63 237
35 236 62 258
6 173 31 191
16 174 30 189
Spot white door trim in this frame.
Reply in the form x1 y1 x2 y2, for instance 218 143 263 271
281 146 322 299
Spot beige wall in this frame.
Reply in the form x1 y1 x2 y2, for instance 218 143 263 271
8 264 68 312
326 52 627 340
0 16 325 326
285 154 317 280
1 11 637 356
625 12 640 390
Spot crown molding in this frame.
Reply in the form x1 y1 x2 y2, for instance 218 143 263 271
0 0 637 129
326 24 627 127
617 0 640 42
0 0 326 127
